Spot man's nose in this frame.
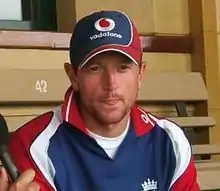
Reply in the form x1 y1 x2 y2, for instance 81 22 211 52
102 71 118 91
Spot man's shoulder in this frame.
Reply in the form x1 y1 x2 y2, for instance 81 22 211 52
136 106 189 146
137 106 193 185
9 107 62 146
12 111 53 136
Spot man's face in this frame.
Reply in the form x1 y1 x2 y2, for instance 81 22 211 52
66 51 146 125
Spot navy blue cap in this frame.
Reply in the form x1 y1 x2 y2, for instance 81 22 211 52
69 10 142 68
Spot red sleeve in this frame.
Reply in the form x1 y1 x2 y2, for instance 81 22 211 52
171 158 200 191
159 119 201 191
8 112 55 191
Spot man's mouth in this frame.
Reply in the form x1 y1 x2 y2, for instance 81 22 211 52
101 98 120 105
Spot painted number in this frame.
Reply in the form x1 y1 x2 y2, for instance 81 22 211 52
35 80 47 93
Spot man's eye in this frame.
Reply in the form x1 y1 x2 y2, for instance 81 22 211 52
89 66 100 71
120 65 129 70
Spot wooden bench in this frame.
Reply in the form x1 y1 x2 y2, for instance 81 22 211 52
0 69 220 190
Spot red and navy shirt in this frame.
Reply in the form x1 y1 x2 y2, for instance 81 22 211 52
9 88 200 191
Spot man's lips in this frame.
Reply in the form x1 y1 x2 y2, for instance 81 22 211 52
100 99 120 105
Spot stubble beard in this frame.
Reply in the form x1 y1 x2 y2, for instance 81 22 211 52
84 97 137 127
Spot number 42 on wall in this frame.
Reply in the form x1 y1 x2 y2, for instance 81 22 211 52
35 80 47 93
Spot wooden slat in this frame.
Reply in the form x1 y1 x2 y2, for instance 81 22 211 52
196 161 220 170
0 30 193 53
141 104 195 117
0 69 69 103
0 106 54 116
0 31 71 50
0 70 208 103
192 144 220 155
139 72 208 102
197 170 220 190
141 35 193 53
168 117 215 128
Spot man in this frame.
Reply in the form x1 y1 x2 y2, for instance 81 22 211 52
0 10 199 191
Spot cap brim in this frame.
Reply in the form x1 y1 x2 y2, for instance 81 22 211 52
79 45 140 69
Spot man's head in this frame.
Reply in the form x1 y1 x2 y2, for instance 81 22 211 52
65 10 146 125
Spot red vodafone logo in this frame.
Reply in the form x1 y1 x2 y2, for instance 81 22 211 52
94 18 115 32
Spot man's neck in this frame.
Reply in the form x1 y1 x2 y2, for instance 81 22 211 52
79 107 130 138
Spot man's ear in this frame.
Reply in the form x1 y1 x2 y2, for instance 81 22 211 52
64 62 79 91
138 61 147 89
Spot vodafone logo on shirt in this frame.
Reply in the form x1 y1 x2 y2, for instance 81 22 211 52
90 18 122 40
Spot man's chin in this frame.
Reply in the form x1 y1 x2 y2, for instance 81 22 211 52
96 111 128 125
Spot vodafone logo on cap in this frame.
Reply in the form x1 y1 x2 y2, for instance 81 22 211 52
94 18 115 32
90 17 122 40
